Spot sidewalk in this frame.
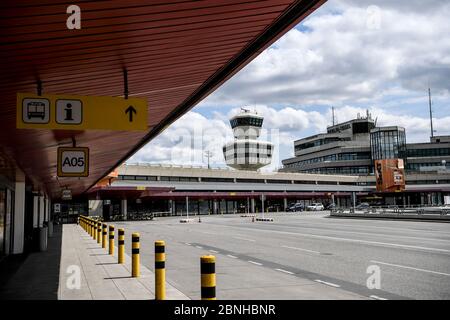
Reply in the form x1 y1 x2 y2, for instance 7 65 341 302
58 224 189 300
0 223 189 300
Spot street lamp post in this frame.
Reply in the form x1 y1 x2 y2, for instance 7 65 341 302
204 150 213 169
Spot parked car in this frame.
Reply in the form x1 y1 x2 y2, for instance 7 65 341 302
306 203 324 211
286 203 304 212
325 203 336 210
355 202 370 210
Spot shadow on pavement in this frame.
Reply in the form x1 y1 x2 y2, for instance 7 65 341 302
0 224 63 300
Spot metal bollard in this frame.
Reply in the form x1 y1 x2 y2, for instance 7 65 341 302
102 224 107 249
132 233 140 277
155 240 166 300
118 228 125 264
97 222 101 244
109 225 114 255
89 220 93 237
201 255 216 300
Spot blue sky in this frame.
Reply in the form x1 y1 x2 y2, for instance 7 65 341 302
129 0 450 170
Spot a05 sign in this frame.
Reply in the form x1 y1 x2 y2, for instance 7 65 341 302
57 147 89 177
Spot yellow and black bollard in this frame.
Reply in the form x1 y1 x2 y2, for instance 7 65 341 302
93 220 97 241
102 224 107 249
155 240 166 300
89 219 93 237
109 225 115 255
97 222 101 244
201 255 216 300
118 228 125 264
132 233 140 277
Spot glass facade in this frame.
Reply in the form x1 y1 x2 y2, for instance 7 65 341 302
406 147 450 157
285 152 371 168
370 128 406 160
299 166 372 175
295 137 351 152
230 116 263 128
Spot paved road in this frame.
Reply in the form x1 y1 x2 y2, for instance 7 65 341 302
113 212 450 300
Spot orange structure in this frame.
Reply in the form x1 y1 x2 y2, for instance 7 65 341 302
375 159 406 192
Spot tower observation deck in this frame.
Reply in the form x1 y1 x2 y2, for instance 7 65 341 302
223 109 273 170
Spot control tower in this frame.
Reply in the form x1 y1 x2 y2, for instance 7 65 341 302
222 108 273 170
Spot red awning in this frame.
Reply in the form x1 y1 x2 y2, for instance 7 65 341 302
0 0 326 198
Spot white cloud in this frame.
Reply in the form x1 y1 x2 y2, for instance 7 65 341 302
202 0 450 107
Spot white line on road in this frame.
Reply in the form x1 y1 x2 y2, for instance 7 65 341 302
234 226 450 253
275 268 295 275
185 243 191 246
370 260 450 277
195 246 203 249
209 250 219 253
370 295 388 300
281 245 321 254
314 280 340 288
227 254 238 259
233 237 256 242
248 260 263 266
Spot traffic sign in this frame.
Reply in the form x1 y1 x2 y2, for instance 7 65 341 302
61 189 72 200
17 93 147 131
57 147 89 177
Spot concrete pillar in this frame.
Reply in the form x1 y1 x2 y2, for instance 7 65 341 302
283 197 287 211
45 197 50 222
121 199 127 220
352 192 356 210
39 196 45 227
33 195 39 228
88 200 103 217
251 198 255 213
13 172 25 254
213 200 218 215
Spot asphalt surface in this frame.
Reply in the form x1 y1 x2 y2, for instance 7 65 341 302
113 211 450 300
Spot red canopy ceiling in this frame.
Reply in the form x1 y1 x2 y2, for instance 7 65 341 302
0 0 326 198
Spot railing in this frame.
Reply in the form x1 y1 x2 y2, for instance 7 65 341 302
331 204 450 216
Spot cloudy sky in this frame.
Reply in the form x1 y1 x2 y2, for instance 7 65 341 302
128 0 450 171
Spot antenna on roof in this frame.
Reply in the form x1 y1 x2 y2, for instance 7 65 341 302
331 106 335 126
241 107 250 113
429 87 434 138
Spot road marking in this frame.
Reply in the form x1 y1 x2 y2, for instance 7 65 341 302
370 260 450 277
370 295 388 300
314 279 340 288
248 260 262 266
234 236 256 242
195 246 203 249
275 268 294 275
233 226 450 253
209 250 218 253
185 243 191 246
281 245 321 254
227 254 238 259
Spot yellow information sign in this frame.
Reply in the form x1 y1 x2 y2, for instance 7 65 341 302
57 147 89 177
17 92 147 131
